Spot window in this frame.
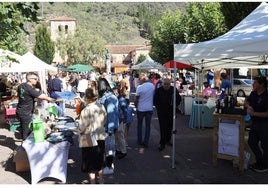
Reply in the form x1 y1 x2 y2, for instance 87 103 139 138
65 25 68 34
58 25 62 32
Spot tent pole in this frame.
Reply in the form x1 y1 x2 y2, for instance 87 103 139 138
172 60 177 169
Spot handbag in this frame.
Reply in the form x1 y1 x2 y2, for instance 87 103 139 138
78 133 98 148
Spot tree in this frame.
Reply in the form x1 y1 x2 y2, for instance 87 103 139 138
149 10 185 64
220 2 260 30
33 23 55 64
59 27 107 66
150 2 227 64
136 54 146 65
0 2 39 53
183 2 227 43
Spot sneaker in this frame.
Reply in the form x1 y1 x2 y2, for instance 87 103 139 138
167 142 173 147
117 153 127 159
115 150 122 156
103 167 114 175
250 163 268 173
158 145 165 151
142 142 148 148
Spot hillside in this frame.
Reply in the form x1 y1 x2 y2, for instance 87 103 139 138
38 2 187 45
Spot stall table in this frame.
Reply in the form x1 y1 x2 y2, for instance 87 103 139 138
183 95 194 115
22 134 71 184
189 100 215 128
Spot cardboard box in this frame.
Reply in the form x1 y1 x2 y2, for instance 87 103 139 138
13 146 30 172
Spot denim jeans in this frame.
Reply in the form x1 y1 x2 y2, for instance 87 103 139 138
137 110 153 146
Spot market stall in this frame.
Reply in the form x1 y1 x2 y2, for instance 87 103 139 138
21 115 77 184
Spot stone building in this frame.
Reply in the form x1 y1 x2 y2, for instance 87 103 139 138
49 16 151 73
105 45 151 73
50 16 76 64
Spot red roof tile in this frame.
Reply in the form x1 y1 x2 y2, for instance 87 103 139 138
105 45 150 54
50 16 76 21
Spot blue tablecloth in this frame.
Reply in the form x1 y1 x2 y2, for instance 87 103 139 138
189 100 216 129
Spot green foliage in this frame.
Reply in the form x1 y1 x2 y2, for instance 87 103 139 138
0 2 39 54
184 2 227 43
60 27 107 66
220 2 260 30
40 2 186 45
136 54 147 64
33 23 55 64
150 10 185 64
150 2 228 64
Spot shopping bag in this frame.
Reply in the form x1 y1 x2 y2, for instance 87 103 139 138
105 134 116 157
78 133 98 148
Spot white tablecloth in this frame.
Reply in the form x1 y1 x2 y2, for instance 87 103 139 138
22 134 70 184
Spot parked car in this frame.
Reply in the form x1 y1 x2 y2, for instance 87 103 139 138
232 78 253 97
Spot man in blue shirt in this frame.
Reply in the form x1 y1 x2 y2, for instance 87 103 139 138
206 69 214 87
219 72 232 101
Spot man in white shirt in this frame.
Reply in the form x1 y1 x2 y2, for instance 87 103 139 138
134 73 155 148
77 74 89 98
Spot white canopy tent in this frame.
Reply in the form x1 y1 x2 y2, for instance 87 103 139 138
21 52 57 94
0 48 23 72
174 2 268 70
0 51 58 94
132 56 165 70
21 52 57 72
171 2 268 169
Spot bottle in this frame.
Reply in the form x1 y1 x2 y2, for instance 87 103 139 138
224 93 229 110
219 99 224 114
230 94 235 108
215 99 220 113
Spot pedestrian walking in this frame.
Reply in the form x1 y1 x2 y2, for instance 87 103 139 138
154 78 181 151
134 73 155 148
98 77 119 175
124 100 135 146
113 86 128 159
77 88 107 184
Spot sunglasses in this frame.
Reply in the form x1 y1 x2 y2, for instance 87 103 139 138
29 78 38 81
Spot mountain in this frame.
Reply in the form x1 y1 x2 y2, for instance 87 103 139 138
38 2 187 45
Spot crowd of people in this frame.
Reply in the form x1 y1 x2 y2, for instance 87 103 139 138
1 67 268 183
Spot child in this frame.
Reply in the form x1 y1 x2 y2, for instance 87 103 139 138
124 101 135 146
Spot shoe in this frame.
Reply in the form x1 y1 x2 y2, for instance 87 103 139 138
103 166 114 175
81 180 89 184
167 142 173 147
158 145 165 151
117 153 127 159
250 163 268 173
115 150 122 156
142 143 148 148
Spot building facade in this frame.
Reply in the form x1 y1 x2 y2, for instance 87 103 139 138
50 16 76 64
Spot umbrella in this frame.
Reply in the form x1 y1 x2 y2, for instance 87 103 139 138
55 91 76 101
164 60 194 69
68 64 93 72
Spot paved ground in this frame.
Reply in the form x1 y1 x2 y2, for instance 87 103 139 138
1 94 268 184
